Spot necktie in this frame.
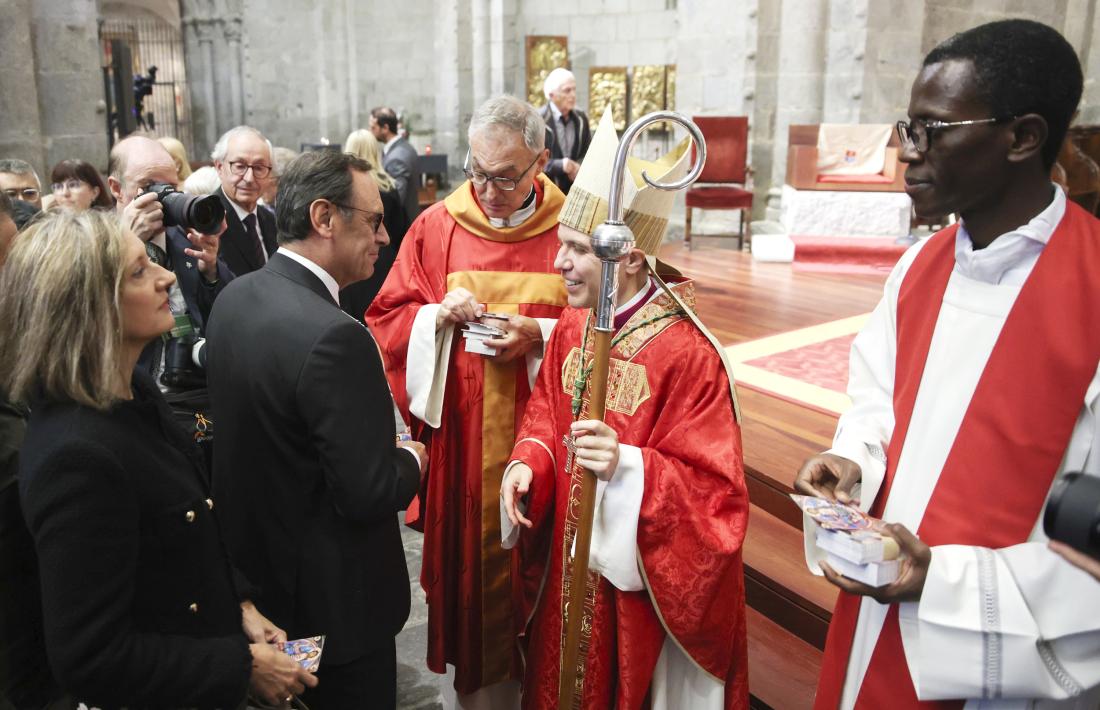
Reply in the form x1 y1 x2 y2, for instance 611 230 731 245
243 213 265 267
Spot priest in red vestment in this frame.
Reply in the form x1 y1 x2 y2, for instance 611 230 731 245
500 109 750 709
366 95 568 707
795 21 1100 710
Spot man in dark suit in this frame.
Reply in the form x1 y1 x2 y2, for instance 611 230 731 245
212 126 278 277
370 106 421 221
206 150 427 709
109 136 232 383
539 67 592 194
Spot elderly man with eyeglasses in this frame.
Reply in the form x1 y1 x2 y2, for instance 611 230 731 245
212 125 278 277
367 95 567 708
795 20 1100 710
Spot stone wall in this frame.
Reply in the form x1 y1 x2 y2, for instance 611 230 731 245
0 0 107 179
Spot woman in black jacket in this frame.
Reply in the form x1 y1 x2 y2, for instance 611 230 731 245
0 210 317 708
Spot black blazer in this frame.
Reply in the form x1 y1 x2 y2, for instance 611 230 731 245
540 104 592 194
206 252 420 665
382 137 421 222
216 187 277 278
339 186 409 322
18 372 251 708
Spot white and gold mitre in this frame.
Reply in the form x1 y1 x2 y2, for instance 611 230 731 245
558 108 691 256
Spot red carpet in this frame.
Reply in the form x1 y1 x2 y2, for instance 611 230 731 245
791 235 907 275
744 333 856 394
725 315 868 416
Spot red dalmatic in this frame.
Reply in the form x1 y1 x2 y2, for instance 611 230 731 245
815 201 1100 709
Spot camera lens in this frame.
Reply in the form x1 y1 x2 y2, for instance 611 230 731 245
185 194 226 234
1044 472 1100 560
159 190 226 235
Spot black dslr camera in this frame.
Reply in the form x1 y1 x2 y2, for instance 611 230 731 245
161 335 206 390
1044 472 1100 561
144 183 225 234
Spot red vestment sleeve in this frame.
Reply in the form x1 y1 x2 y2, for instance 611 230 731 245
634 329 749 684
365 204 451 419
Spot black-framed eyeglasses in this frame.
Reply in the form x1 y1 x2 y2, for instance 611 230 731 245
332 202 384 233
2 187 40 201
463 150 540 191
227 160 272 179
896 116 1014 153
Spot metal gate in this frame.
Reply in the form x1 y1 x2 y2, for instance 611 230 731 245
101 15 194 154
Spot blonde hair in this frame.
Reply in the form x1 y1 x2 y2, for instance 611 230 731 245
158 136 193 182
343 129 396 193
0 210 127 410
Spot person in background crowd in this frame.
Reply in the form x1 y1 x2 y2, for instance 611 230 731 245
260 146 300 214
538 68 592 195
49 159 113 211
0 159 43 210
183 165 221 196
0 209 315 708
159 136 194 183
370 106 421 221
340 129 409 321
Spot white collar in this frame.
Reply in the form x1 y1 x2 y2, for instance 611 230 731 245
383 135 400 154
226 193 258 223
151 231 167 253
487 188 538 229
549 101 570 122
954 185 1064 284
615 276 657 315
277 247 340 303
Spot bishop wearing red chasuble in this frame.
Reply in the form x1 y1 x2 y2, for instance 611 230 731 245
795 21 1100 710
366 96 568 707
501 109 750 709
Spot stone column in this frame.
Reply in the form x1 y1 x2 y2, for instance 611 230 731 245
183 17 220 155
470 0 491 108
31 0 108 172
224 18 245 127
0 0 46 175
435 0 464 166
766 0 827 217
823 0 869 124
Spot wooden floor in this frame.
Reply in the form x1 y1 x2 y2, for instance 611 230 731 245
657 239 887 709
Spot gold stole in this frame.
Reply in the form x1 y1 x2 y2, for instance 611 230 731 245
445 269 565 687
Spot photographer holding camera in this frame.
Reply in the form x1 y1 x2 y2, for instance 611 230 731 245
109 136 233 456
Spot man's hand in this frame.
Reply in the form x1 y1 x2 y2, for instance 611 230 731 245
1050 540 1100 582
795 452 863 505
121 191 164 243
248 643 318 706
485 315 542 363
436 288 482 329
240 600 287 644
184 227 222 282
820 523 931 603
399 440 429 481
562 158 580 181
501 463 534 529
571 419 619 481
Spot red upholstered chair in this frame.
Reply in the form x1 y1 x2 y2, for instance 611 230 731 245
684 116 753 250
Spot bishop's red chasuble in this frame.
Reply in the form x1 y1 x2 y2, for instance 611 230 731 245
815 201 1100 709
366 174 567 693
510 281 750 709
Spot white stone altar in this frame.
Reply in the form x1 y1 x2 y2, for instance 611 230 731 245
780 184 912 238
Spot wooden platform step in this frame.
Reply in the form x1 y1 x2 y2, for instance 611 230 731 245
747 605 822 710
743 503 836 649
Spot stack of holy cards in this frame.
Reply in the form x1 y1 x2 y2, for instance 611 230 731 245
791 494 901 587
461 319 505 356
279 635 324 672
